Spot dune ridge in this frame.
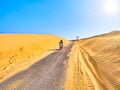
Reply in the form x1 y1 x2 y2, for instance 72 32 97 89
65 44 110 90
0 34 69 82
65 31 120 90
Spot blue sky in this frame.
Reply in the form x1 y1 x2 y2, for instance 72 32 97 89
0 0 120 39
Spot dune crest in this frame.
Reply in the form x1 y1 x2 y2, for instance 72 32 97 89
65 31 120 90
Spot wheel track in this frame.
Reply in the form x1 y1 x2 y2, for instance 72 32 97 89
65 44 115 90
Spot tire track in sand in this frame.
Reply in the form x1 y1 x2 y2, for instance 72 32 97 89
65 44 115 90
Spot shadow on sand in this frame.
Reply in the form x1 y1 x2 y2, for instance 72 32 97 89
47 49 61 51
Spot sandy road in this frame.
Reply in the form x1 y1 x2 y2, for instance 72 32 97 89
0 42 74 90
65 44 116 90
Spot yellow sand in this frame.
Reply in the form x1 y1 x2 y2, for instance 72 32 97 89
0 34 69 82
65 31 120 90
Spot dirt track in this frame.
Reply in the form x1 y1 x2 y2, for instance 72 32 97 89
65 43 117 90
0 42 74 90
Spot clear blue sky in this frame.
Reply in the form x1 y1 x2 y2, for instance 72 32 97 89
0 0 120 39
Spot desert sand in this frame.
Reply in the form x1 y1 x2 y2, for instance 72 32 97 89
0 34 69 83
1 31 120 90
0 42 74 90
65 31 120 90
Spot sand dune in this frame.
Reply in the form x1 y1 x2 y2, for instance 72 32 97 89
65 31 120 90
0 42 74 90
1 31 120 89
0 34 69 82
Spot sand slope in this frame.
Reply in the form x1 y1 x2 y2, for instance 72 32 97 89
0 34 69 82
65 31 120 90
0 42 74 90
